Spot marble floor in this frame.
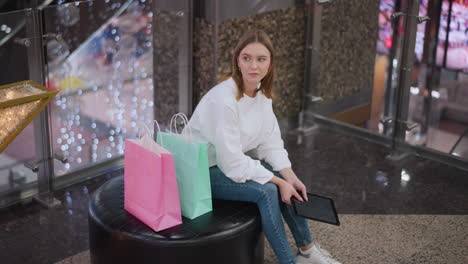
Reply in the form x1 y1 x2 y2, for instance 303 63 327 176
0 123 467 264
57 214 468 264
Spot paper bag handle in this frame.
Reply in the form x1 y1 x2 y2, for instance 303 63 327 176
169 113 193 139
140 120 163 145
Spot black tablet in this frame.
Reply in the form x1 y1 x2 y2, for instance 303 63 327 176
292 193 340 226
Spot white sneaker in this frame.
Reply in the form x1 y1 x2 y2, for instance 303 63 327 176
296 244 342 264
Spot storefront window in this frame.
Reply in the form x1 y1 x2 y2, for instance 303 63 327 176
43 0 154 176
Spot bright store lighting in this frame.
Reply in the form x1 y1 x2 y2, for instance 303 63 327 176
410 86 419 95
401 169 411 182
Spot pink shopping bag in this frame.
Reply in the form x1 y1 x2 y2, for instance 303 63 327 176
124 133 182 232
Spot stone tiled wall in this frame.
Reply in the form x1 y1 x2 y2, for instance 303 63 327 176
316 0 379 102
153 10 181 123
192 2 380 118
193 18 216 104
193 6 306 119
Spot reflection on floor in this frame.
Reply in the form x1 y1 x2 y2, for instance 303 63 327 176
0 123 467 263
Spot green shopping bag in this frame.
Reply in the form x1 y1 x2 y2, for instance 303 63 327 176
157 113 212 219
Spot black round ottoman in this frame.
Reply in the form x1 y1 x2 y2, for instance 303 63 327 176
88 176 264 264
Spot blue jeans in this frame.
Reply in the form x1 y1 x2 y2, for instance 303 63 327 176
209 161 314 264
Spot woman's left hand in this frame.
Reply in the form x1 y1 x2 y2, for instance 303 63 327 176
279 168 308 201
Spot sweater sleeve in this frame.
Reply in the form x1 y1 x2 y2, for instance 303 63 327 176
256 101 292 171
207 99 274 184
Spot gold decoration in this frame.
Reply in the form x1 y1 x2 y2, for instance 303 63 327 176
0 80 58 153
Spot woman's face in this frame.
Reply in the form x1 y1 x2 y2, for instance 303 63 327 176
237 42 271 86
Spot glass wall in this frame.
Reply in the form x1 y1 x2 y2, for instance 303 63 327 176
0 9 40 207
303 0 468 165
0 0 191 206
383 0 468 161
43 0 154 177
418 0 468 159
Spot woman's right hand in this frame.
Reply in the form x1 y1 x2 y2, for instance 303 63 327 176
270 176 303 205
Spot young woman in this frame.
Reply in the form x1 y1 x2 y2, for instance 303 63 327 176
187 30 341 264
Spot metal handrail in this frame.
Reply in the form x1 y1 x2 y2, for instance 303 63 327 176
0 0 54 48
0 0 135 50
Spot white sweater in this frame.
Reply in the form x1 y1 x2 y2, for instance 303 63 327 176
187 77 292 184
